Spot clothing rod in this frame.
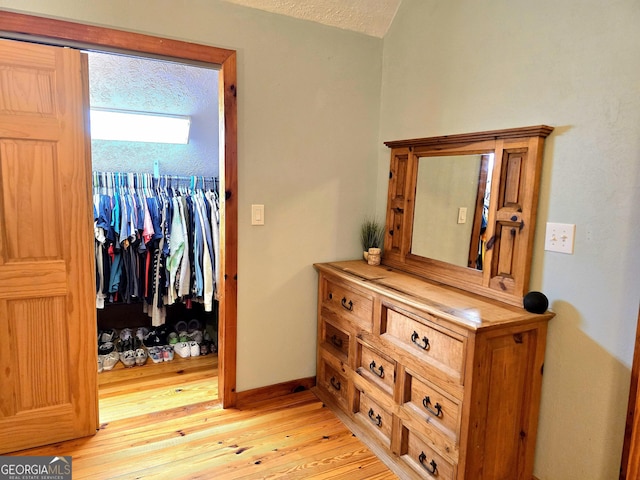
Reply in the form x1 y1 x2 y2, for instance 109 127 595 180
92 171 219 189
92 171 217 180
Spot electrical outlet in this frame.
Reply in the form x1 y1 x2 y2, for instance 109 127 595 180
544 222 575 254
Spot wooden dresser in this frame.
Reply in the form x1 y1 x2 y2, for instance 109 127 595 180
313 260 553 480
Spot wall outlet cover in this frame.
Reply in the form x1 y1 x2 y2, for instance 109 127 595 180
544 222 575 254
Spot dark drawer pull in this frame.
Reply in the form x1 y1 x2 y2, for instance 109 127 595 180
329 376 341 391
418 452 438 475
341 297 353 311
330 335 343 349
368 408 382 427
411 331 430 350
422 396 443 418
369 360 385 378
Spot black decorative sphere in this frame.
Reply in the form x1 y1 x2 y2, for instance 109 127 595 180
523 291 549 314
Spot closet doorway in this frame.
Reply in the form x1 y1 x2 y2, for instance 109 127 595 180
89 51 222 416
0 11 238 453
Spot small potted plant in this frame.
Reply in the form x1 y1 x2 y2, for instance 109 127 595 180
360 217 384 265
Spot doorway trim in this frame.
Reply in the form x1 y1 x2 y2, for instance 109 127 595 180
0 10 238 407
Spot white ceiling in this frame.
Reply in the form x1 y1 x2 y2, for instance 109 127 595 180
222 0 402 38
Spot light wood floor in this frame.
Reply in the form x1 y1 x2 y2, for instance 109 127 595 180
11 354 397 479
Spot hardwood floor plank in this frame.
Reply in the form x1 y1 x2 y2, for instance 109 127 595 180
99 380 218 423
127 417 353 480
79 406 321 470
99 354 218 391
83 406 341 474
306 455 397 480
220 436 386 480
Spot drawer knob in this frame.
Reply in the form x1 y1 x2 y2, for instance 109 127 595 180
369 360 385 378
368 408 382 427
329 376 341 391
422 396 443 418
411 331 430 350
418 452 438 475
341 297 353 311
330 335 343 349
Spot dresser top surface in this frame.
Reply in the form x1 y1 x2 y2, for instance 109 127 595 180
315 260 554 330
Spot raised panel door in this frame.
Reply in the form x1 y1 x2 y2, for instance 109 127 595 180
0 39 97 453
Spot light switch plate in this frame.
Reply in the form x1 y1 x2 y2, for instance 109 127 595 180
457 207 467 224
251 204 264 225
544 222 575 254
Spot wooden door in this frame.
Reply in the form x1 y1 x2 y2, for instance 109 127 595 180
620 308 640 478
0 39 97 453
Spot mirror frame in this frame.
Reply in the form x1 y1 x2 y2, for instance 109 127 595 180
383 125 553 307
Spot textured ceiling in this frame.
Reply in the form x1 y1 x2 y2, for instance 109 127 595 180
222 0 402 37
88 52 219 178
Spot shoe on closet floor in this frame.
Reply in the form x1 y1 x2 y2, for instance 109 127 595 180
162 345 175 361
187 319 201 333
117 337 135 353
148 346 163 364
135 327 149 342
156 326 169 345
135 348 148 366
189 330 203 344
99 328 117 344
102 352 120 371
143 331 162 347
177 331 190 343
98 356 104 373
98 341 115 355
189 341 200 357
119 328 133 342
174 320 188 334
173 342 190 358
167 332 179 345
120 350 136 368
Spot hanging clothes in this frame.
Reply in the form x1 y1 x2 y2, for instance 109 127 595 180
93 172 220 326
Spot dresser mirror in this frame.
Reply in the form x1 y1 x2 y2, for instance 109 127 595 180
383 125 553 306
411 152 493 270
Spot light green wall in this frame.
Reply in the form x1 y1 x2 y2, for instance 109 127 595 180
0 0 382 390
379 0 640 478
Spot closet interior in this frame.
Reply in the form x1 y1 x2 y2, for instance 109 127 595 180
89 51 221 390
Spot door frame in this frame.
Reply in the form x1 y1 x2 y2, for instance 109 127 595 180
0 10 238 407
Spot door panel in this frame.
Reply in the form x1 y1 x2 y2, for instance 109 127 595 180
0 39 97 453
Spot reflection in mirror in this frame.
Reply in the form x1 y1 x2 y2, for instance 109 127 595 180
411 153 494 269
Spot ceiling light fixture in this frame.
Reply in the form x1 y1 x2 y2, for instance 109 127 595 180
89 108 191 144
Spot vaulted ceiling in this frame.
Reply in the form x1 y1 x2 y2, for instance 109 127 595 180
222 0 402 38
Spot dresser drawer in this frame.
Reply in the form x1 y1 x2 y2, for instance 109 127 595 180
354 389 393 448
382 307 465 382
318 358 349 411
320 318 350 363
321 276 374 332
401 423 456 480
355 341 396 397
404 370 461 441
